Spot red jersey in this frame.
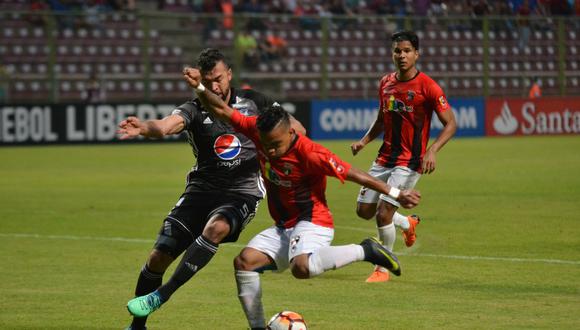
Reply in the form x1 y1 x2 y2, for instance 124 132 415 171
377 71 450 172
231 110 351 229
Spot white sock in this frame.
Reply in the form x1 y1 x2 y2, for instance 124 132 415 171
378 223 396 252
235 270 265 329
308 245 365 277
393 212 410 231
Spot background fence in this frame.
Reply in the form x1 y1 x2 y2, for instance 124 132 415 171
1 7 580 104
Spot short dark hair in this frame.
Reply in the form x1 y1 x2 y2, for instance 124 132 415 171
391 30 419 50
196 48 230 74
256 104 290 133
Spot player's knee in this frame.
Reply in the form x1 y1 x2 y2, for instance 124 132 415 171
233 253 252 271
290 258 310 279
376 203 396 224
356 204 375 220
147 249 174 273
290 266 309 279
203 216 231 244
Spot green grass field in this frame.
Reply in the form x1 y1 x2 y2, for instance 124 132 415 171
1 136 579 329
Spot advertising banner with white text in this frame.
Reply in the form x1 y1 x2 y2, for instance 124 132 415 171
0 104 181 145
485 98 580 136
310 98 485 140
0 101 312 145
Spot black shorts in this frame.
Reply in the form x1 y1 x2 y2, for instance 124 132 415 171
153 191 261 258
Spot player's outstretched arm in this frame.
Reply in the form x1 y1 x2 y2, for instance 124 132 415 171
345 166 421 209
117 115 184 140
182 67 234 123
351 107 384 156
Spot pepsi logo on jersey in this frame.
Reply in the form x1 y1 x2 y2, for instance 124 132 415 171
213 134 241 160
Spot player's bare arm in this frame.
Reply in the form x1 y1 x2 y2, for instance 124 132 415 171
423 108 457 174
117 115 185 140
183 67 234 123
346 166 420 209
351 108 384 156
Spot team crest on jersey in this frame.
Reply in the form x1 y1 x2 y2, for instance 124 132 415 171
439 95 447 106
407 90 415 101
213 134 241 160
386 95 414 113
264 161 291 187
282 163 293 175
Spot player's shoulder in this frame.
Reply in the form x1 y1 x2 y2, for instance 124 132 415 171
295 134 329 156
380 72 397 84
417 72 439 86
235 88 272 104
175 99 202 112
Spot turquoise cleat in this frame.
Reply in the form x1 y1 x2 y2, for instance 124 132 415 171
127 291 163 318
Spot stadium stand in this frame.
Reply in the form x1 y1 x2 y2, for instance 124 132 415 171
1 0 579 103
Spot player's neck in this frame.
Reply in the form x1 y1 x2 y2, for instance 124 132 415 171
224 88 232 105
396 68 419 82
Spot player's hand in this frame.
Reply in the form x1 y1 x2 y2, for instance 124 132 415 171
117 116 143 140
422 148 436 174
350 141 365 156
397 189 421 209
183 67 202 89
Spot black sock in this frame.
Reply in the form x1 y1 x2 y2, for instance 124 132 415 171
157 235 218 301
131 264 164 329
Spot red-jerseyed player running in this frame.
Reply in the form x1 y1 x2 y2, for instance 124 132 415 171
351 30 457 283
183 67 421 329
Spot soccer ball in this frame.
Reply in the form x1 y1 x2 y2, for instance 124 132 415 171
266 311 307 330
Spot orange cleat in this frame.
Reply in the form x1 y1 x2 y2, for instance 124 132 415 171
402 215 420 247
365 266 390 283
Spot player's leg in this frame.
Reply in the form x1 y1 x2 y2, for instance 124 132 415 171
157 194 260 301
234 226 287 330
288 222 401 278
368 166 421 282
127 193 209 317
153 214 225 301
354 164 398 282
127 209 193 329
355 162 386 220
127 250 173 330
384 167 422 247
128 193 260 317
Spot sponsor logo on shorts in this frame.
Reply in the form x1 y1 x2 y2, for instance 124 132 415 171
290 235 301 253
185 262 198 272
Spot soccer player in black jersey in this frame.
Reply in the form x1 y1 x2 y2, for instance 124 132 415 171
118 48 305 329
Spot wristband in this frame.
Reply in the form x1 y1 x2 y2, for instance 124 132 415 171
196 83 206 92
388 187 401 200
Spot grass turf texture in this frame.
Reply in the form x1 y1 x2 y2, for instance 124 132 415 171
1 136 579 329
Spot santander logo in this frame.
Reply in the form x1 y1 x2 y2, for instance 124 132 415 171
487 99 580 136
493 102 518 135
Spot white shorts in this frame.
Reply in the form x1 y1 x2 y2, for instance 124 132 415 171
357 163 421 208
245 221 334 272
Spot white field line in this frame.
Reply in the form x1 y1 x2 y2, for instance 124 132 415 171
2 232 580 266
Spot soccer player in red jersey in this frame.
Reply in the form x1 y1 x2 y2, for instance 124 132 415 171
351 30 457 283
183 67 421 329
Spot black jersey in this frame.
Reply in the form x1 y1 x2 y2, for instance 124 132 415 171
172 88 275 198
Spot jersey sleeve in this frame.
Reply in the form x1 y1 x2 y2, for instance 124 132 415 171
425 79 451 114
171 101 198 130
303 141 352 183
230 110 259 143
